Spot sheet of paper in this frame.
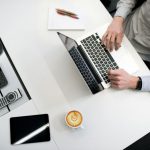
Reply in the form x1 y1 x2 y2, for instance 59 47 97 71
48 1 85 30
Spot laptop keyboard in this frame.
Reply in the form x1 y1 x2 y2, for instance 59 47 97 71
81 33 119 84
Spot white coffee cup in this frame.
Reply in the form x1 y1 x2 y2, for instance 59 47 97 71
65 110 83 129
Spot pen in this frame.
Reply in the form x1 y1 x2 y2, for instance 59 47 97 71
56 11 79 19
56 8 77 16
56 8 79 19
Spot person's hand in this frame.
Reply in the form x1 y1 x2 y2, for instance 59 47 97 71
102 16 124 51
108 69 139 89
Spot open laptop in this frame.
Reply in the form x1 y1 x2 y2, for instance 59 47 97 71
57 25 138 94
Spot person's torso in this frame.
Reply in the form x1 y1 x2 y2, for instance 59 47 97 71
124 0 150 61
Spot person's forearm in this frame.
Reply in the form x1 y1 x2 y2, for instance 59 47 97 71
129 76 150 91
113 16 124 25
115 0 137 19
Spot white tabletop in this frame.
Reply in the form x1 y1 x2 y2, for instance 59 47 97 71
0 0 150 150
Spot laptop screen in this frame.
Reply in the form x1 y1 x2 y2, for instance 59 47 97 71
57 32 78 51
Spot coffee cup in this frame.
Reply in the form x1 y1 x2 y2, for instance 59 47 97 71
65 110 83 128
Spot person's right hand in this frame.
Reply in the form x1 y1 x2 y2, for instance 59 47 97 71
102 16 124 51
108 69 139 89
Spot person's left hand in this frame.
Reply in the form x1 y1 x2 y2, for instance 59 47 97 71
102 16 124 51
108 69 139 89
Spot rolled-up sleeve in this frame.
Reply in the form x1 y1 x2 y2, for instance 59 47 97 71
141 76 150 92
114 0 136 19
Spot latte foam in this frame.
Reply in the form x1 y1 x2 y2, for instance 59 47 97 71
66 110 83 128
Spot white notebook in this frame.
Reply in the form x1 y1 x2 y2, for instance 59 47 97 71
48 1 85 30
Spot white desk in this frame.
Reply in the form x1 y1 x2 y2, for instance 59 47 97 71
0 0 150 150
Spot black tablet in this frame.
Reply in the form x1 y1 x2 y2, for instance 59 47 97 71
124 133 150 150
10 114 51 145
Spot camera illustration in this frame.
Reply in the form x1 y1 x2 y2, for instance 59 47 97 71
0 89 22 109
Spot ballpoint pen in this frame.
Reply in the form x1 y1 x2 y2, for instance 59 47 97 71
56 8 79 19
56 8 77 15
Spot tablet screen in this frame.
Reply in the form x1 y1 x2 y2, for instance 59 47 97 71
124 133 150 150
10 114 50 145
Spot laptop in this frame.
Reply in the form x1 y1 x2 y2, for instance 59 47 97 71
57 25 138 94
